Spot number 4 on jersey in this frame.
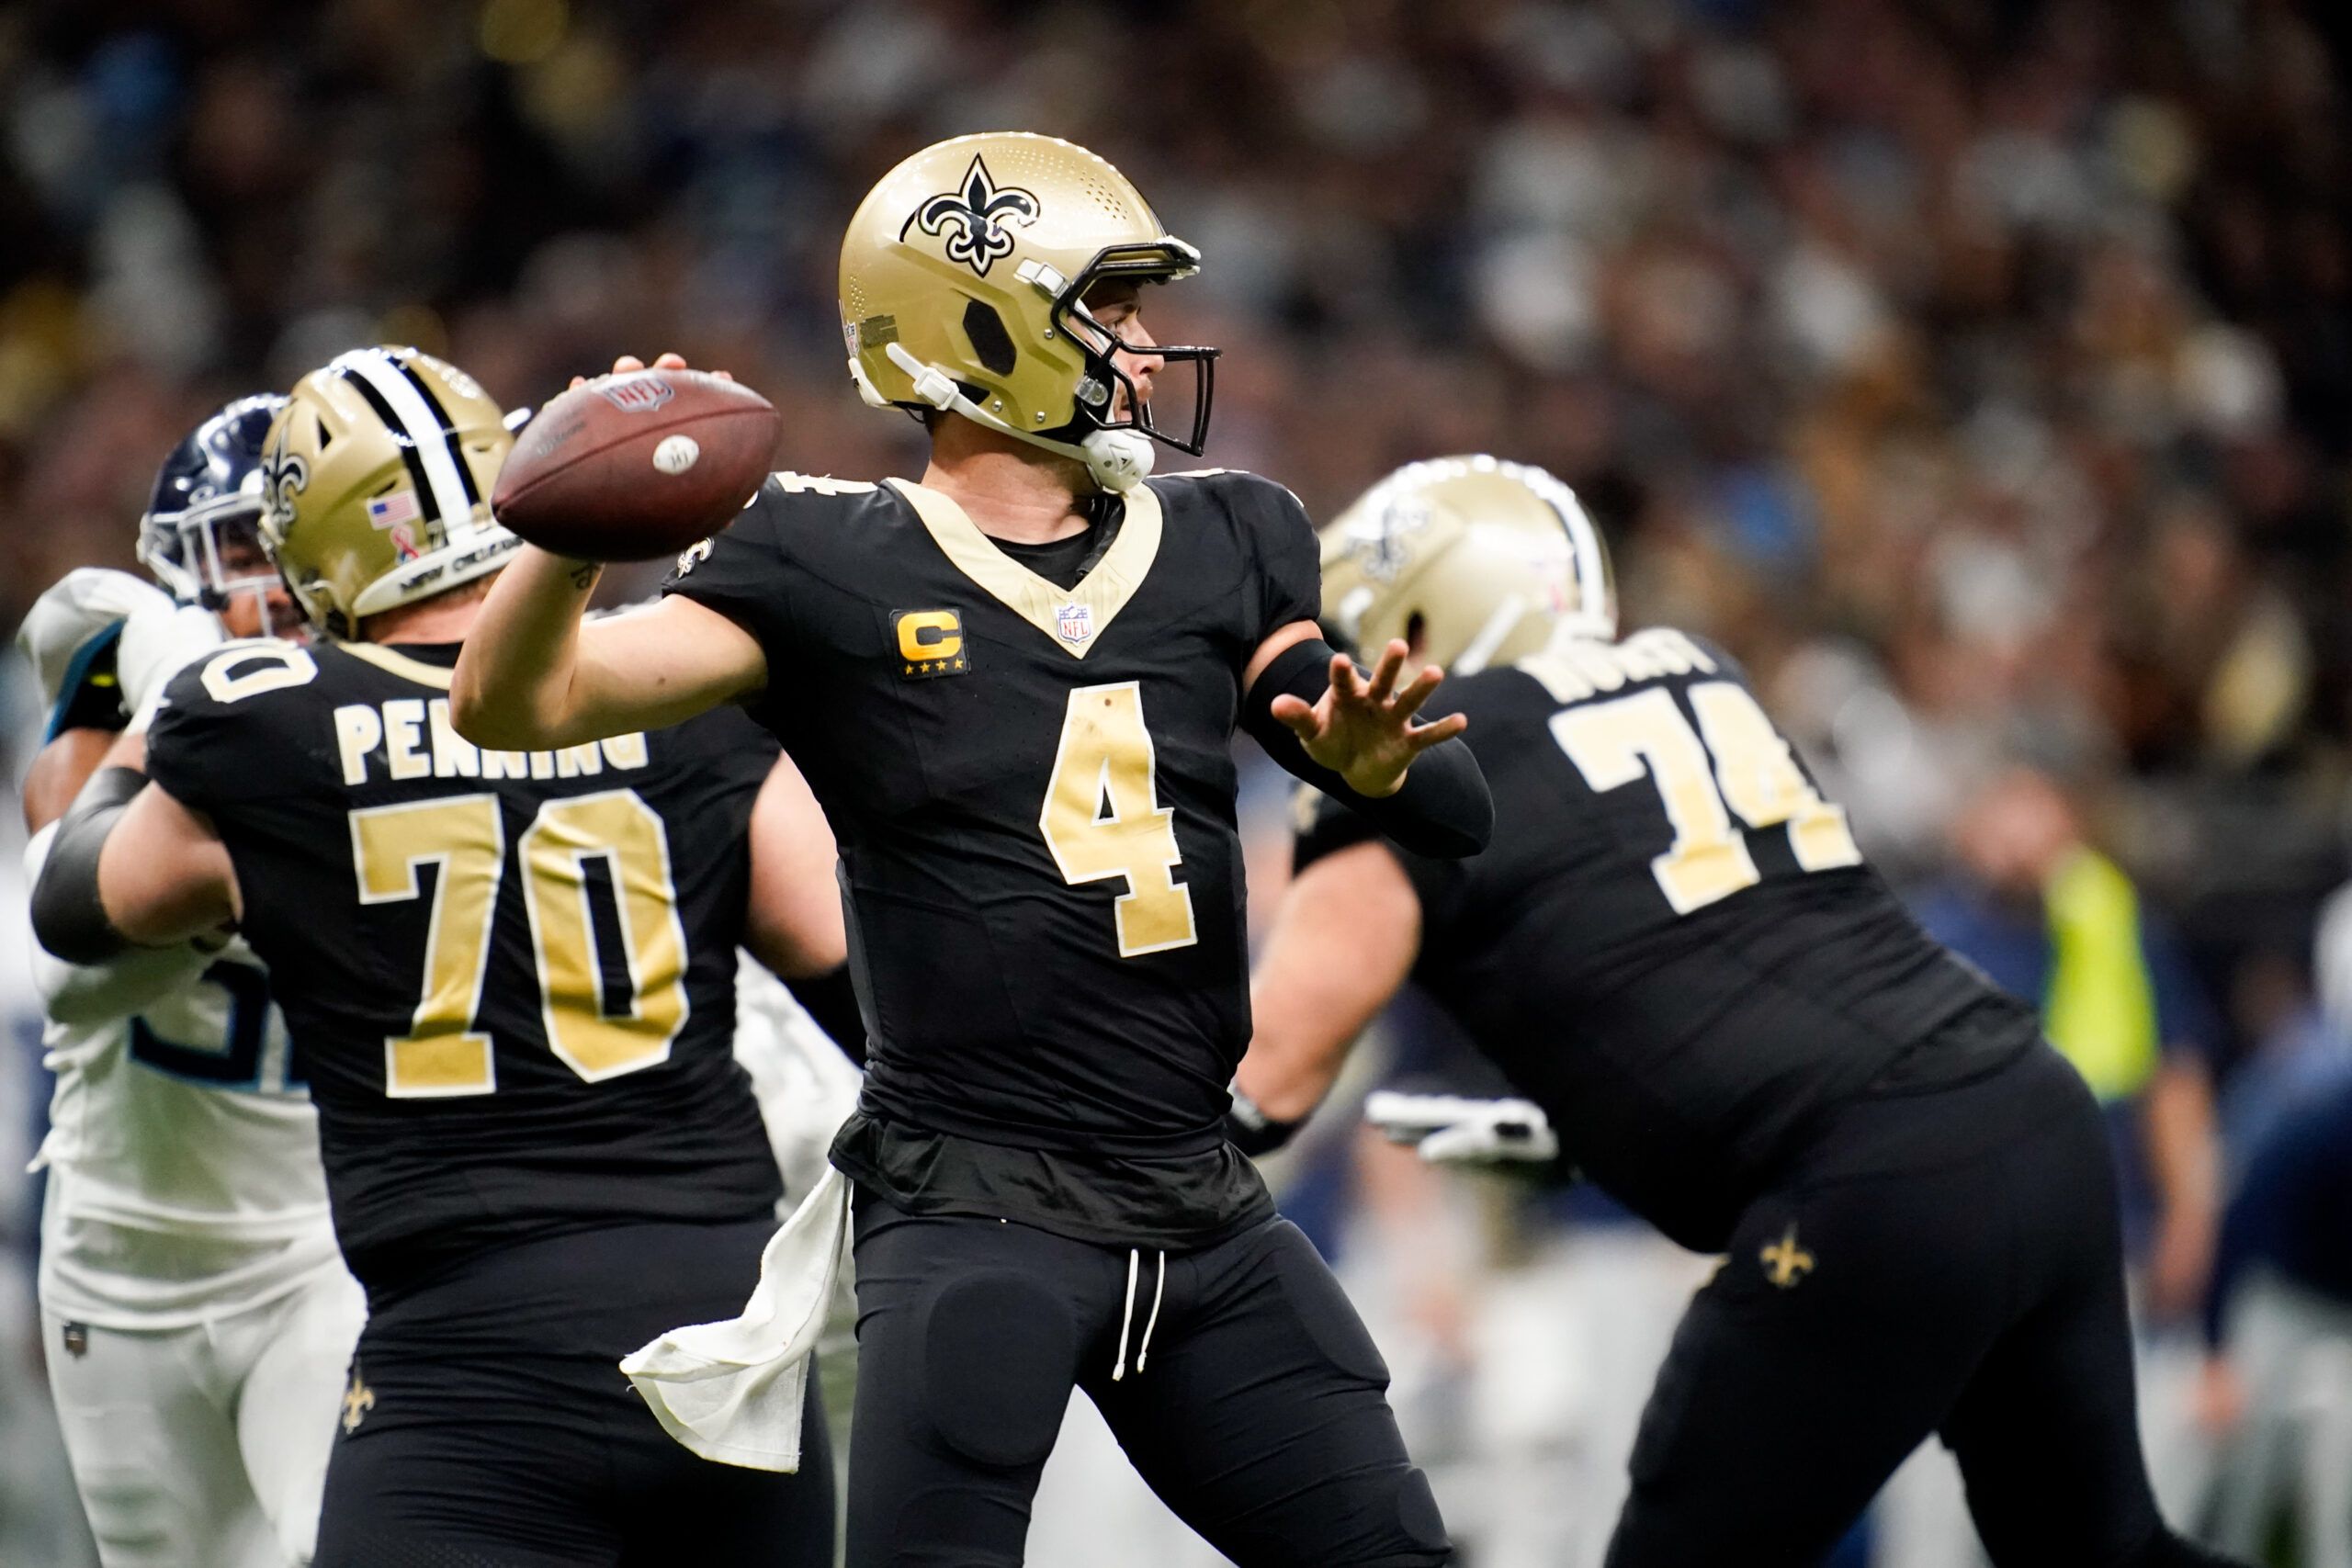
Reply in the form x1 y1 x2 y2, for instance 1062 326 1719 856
1553 682 1860 915
1040 682 1199 958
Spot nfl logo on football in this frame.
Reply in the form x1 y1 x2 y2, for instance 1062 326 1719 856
597 376 675 414
1055 602 1093 645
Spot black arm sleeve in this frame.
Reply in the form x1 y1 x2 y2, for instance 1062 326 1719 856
785 964 867 1066
1240 638 1494 859
31 766 147 965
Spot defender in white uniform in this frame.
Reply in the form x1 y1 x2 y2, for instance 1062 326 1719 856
17 397 364 1567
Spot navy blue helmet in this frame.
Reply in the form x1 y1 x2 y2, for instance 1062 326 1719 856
139 394 289 627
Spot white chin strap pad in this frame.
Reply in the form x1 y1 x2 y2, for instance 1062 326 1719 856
1079 429 1154 491
882 344 1151 493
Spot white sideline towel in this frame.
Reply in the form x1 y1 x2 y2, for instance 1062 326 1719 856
619 1165 852 1472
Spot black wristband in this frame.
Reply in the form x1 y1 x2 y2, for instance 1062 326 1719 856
1225 1087 1304 1156
785 964 867 1066
1240 638 1494 859
32 766 147 965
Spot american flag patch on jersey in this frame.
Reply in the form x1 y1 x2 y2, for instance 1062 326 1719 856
367 491 421 530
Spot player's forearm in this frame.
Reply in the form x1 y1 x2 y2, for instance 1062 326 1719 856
22 728 119 832
744 754 847 978
457 552 765 748
35 766 235 960
450 546 605 748
1242 863 1419 1121
23 821 211 1023
1234 1028 1351 1124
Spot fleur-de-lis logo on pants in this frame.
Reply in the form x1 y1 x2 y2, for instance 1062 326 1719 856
1759 1224 1815 1289
341 1367 376 1433
908 156 1041 277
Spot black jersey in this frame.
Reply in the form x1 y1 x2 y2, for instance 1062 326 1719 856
145 638 783 1294
662 469 1320 1246
1295 628 2037 1252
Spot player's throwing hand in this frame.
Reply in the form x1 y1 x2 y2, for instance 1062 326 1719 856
1269 638 1467 798
568 351 734 388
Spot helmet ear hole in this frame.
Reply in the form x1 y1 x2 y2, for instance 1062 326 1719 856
1403 612 1428 658
963 299 1018 377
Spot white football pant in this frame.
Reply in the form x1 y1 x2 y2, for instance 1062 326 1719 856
44 1267 365 1567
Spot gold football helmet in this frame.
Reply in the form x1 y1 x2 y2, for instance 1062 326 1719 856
1320 456 1617 673
259 346 518 638
839 131 1216 491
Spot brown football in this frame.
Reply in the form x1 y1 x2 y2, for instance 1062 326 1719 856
492 369 780 561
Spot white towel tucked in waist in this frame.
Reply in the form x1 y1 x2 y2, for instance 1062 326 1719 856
619 1165 852 1472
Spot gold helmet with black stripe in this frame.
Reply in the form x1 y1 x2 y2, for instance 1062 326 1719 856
1320 456 1617 673
839 131 1216 492
258 346 518 638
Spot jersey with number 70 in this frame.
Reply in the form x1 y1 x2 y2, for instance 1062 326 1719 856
1293 628 2040 1254
142 637 784 1293
661 468 1321 1246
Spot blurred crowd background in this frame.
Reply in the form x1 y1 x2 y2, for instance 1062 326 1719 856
3 0 2350 1562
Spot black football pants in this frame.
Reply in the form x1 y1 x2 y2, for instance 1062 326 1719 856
844 1190 1452 1566
1607 1042 2241 1568
313 1216 833 1568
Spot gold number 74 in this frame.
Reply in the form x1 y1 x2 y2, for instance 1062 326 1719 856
348 790 690 1096
1552 682 1860 915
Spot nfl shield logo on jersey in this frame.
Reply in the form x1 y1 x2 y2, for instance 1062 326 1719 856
1055 603 1094 646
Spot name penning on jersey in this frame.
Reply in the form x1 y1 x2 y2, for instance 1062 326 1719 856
328 694 648 785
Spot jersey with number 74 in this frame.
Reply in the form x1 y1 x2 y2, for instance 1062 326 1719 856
1293 628 2040 1253
660 467 1320 1241
143 637 785 1293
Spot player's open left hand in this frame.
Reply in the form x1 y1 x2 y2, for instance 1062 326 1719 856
1269 639 1466 798
567 352 735 389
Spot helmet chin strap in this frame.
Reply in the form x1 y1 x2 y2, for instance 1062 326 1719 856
870 344 1154 492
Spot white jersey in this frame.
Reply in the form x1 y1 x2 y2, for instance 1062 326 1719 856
27 824 347 1329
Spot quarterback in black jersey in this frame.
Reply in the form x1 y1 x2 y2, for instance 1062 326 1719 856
32 349 844 1568
452 134 1482 1565
1237 457 2246 1568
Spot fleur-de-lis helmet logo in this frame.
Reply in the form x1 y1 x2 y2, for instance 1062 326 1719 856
260 442 309 534
1350 496 1434 584
905 156 1041 277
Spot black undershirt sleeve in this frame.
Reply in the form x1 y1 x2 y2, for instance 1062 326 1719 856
1240 638 1493 860
785 964 867 1066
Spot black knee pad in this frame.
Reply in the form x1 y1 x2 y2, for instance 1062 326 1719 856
1265 1224 1393 1387
919 1270 1076 1468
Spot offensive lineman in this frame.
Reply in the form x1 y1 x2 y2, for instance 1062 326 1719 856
17 396 363 1567
450 133 1484 1564
32 347 842 1568
1234 456 2245 1568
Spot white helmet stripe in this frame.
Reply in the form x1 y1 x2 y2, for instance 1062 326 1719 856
1452 594 1529 677
1562 502 1609 628
331 348 475 528
1506 458 1610 637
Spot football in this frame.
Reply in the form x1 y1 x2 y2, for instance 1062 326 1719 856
491 368 780 561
